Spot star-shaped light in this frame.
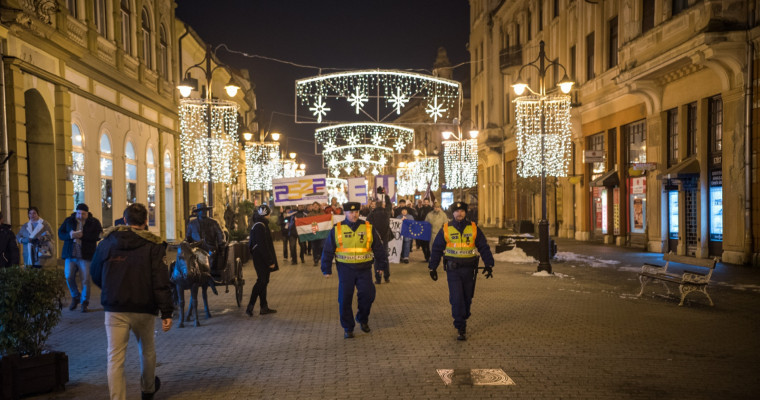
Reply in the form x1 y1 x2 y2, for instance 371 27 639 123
346 134 360 146
345 153 355 162
309 95 331 123
370 133 384 146
371 168 379 175
344 166 353 174
378 155 388 165
425 95 447 123
393 139 406 152
389 87 409 114
362 153 372 162
347 87 368 114
359 166 367 174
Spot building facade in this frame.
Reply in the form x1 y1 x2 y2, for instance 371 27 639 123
472 0 760 265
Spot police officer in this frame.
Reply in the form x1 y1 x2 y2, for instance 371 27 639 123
428 201 494 341
321 202 388 339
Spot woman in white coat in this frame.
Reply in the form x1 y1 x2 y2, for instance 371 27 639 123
17 206 56 268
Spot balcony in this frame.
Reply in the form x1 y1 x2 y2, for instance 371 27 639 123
499 45 522 73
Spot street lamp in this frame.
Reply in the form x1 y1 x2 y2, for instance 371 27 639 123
441 118 479 195
512 40 574 274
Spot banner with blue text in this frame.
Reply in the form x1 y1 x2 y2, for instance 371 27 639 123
273 174 328 206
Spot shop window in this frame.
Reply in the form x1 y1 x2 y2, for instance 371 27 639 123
100 134 113 228
626 120 646 164
589 132 605 180
164 151 175 240
72 124 85 207
668 190 679 240
667 108 679 167
586 32 595 81
709 186 722 242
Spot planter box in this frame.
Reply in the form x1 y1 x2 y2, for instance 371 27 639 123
0 351 68 399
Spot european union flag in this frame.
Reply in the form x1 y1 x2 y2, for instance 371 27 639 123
401 219 432 241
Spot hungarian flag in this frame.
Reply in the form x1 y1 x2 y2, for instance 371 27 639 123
295 214 333 242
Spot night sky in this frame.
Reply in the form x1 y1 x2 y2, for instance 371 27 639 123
175 0 471 174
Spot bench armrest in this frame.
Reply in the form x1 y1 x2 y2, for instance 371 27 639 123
641 263 666 274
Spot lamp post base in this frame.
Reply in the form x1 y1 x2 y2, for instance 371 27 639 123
537 219 552 274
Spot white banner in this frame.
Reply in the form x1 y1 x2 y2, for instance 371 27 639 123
387 219 403 264
273 174 328 206
347 177 368 204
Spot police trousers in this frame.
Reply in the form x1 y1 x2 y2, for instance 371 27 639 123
336 263 375 332
445 264 477 330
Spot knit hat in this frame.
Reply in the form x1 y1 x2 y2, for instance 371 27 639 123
76 203 89 212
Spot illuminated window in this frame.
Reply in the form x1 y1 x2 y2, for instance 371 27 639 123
125 141 137 207
72 124 85 207
147 148 156 227
100 134 113 228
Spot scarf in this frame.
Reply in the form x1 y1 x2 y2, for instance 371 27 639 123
26 218 45 238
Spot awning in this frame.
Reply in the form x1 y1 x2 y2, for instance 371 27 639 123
590 169 619 187
657 156 700 180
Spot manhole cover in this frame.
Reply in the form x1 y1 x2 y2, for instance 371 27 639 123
436 368 515 386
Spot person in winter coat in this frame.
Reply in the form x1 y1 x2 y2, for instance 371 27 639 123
90 203 173 400
0 211 19 268
425 202 450 254
17 206 56 268
58 203 103 312
246 204 278 317
396 208 415 263
289 204 308 264
366 195 392 283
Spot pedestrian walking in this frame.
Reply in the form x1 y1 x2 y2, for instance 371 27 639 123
396 208 414 263
308 201 326 266
282 207 299 265
367 196 392 284
58 203 103 312
291 204 308 264
89 203 173 400
17 206 55 268
424 202 450 254
428 202 494 341
415 198 433 261
321 202 388 338
0 211 19 268
246 204 278 317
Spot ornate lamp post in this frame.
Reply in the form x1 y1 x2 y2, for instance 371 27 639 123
512 40 574 274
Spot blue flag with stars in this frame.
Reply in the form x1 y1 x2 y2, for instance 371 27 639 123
401 219 432 241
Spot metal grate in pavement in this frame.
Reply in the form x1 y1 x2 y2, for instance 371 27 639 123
436 368 515 386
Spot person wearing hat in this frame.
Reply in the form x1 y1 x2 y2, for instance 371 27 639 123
427 201 494 341
185 203 226 274
376 186 392 213
321 202 388 338
367 194 392 284
246 204 278 317
58 203 103 312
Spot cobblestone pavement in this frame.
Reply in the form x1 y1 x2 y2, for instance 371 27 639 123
30 233 760 399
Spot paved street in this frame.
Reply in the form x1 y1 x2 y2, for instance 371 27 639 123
31 235 760 400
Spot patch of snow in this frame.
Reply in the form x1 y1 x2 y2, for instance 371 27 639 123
715 282 760 292
617 266 642 273
530 270 570 278
494 247 537 263
554 251 620 268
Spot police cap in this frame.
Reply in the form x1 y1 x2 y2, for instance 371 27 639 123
343 202 361 212
450 202 468 212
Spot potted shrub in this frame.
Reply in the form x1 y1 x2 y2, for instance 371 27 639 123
0 266 68 399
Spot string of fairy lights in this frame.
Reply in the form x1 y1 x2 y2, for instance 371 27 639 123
179 99 240 184
245 142 282 191
514 94 572 177
443 139 478 189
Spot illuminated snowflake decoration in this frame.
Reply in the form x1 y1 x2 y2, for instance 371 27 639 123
393 139 407 152
309 95 331 123
388 87 409 115
347 87 368 114
362 153 372 162
346 134 360 146
425 95 447 123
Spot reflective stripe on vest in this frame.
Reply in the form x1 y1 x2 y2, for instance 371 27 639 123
335 221 374 263
442 222 477 258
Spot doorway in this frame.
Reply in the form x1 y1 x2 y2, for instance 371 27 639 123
24 89 57 223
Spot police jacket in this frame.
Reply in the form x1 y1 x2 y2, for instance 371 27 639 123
90 226 173 319
0 223 19 268
428 218 494 271
321 218 388 275
57 212 103 260
249 214 278 270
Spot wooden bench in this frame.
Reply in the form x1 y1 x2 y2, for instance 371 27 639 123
637 252 719 306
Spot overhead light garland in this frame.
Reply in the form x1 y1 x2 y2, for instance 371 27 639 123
179 98 240 184
514 94 572 177
413 156 439 192
396 164 416 196
326 177 348 203
443 139 478 189
296 70 461 124
245 142 282 191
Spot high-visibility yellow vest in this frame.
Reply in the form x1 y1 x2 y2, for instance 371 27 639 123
442 222 477 258
335 221 374 264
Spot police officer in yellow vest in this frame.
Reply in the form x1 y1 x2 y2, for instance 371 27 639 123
428 201 494 341
322 202 389 339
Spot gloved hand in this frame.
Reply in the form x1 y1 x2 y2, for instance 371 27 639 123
482 266 493 279
429 269 438 281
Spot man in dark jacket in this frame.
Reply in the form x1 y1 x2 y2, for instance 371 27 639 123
415 198 433 261
90 203 173 400
289 204 308 264
246 204 278 317
366 196 392 284
0 211 20 268
58 203 103 312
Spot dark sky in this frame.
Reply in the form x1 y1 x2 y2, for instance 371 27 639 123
175 0 471 173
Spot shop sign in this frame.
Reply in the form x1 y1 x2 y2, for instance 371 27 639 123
631 177 646 194
583 150 605 163
710 170 722 187
632 162 657 171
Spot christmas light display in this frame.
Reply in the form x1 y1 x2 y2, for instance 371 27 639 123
316 123 414 178
513 94 572 177
296 70 461 124
396 164 416 196
413 156 439 192
179 98 240 184
245 142 282 191
326 178 348 203
443 139 478 189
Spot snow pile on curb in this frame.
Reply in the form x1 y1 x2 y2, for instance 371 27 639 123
554 251 620 268
531 270 571 278
493 247 537 263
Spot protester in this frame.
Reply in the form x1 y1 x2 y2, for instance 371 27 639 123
90 203 173 400
17 206 55 268
290 204 308 264
425 202 450 254
325 197 343 215
246 204 279 317
58 203 103 312
415 198 433 260
396 207 414 263
282 207 299 265
308 202 326 266
0 211 19 268
367 195 392 283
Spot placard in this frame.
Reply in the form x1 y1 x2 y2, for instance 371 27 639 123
387 219 403 264
583 150 606 163
347 177 368 204
374 175 396 204
273 174 328 206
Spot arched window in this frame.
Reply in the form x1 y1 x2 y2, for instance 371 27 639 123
125 141 137 206
94 0 107 37
163 151 175 239
71 124 85 207
141 7 152 68
146 148 157 227
120 0 131 54
159 24 168 78
100 134 113 227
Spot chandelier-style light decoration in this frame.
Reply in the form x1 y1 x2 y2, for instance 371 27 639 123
281 158 300 178
443 139 478 189
316 123 414 178
514 94 572 177
179 99 240 184
296 70 461 124
396 164 416 196
245 142 282 191
413 156 439 192
326 178 348 204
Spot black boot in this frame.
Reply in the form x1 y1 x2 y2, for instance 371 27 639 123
245 303 254 317
457 328 467 341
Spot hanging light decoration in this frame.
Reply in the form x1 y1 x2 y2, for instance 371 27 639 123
396 163 416 196
245 142 282 191
413 156 440 192
296 70 461 124
326 178 348 203
443 139 478 189
514 94 572 177
179 98 240 184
